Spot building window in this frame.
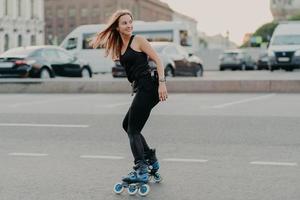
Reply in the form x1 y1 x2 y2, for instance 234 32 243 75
18 35 22 47
5 0 9 16
45 8 53 19
68 8 76 18
31 35 36 45
81 8 88 18
31 0 34 19
57 8 64 18
92 7 100 17
4 34 9 51
18 0 22 17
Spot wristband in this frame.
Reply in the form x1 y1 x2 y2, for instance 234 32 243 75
159 77 166 82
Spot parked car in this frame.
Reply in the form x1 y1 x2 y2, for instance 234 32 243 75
268 22 300 71
256 52 269 70
112 42 204 78
219 49 256 71
0 46 92 78
112 59 156 78
151 42 203 77
112 60 127 78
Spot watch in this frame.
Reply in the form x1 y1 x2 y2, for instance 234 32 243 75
159 77 166 82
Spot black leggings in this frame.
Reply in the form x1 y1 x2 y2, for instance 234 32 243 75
122 76 159 164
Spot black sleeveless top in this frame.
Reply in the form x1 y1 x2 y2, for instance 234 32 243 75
119 35 150 83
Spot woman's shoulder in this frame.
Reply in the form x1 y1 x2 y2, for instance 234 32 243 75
133 35 149 47
134 35 148 42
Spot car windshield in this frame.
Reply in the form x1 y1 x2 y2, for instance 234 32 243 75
0 48 36 58
272 35 300 45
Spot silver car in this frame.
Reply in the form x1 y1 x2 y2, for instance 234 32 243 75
219 49 256 71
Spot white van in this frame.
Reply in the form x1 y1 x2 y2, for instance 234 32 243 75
60 21 195 74
268 21 300 71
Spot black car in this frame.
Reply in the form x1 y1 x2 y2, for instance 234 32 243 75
0 46 92 78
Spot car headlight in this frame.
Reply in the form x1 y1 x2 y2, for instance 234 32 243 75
295 50 300 56
268 51 275 57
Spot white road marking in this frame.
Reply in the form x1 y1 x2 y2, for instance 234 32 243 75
9 153 48 157
80 155 125 160
212 94 276 109
8 97 81 108
162 158 208 163
97 102 131 108
0 123 89 128
250 161 298 167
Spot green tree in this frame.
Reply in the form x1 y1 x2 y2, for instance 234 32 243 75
240 22 278 47
288 13 300 20
253 22 278 43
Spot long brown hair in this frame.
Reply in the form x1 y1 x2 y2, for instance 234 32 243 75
90 9 133 60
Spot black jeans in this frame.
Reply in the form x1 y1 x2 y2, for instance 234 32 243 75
122 75 159 164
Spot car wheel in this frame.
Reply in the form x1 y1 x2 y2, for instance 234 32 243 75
39 68 51 79
240 63 246 71
165 65 174 77
81 67 91 78
195 65 203 77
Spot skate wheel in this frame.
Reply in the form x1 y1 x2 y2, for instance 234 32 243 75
153 172 162 183
127 184 138 195
113 182 124 194
138 184 150 196
148 174 153 182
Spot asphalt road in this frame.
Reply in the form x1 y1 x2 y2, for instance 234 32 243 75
0 93 299 200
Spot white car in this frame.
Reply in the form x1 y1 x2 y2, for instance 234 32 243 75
268 21 300 71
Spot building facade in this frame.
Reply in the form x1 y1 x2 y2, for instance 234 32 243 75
270 0 300 20
0 0 45 53
44 0 173 44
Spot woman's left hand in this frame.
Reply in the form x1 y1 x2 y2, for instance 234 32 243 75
158 83 168 101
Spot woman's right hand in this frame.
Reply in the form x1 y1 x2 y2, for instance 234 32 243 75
158 82 168 101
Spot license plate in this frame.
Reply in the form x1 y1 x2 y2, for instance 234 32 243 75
278 57 290 62
0 62 13 68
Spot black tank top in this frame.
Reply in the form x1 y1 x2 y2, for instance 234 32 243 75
119 35 150 83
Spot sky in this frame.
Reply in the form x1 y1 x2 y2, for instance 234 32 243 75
160 0 274 45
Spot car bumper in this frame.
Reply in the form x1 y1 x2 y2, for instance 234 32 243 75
257 61 269 69
269 56 300 69
220 63 242 68
0 66 32 77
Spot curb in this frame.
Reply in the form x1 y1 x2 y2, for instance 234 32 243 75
1 79 300 93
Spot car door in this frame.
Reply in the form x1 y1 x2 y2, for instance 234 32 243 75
56 49 81 76
176 45 194 75
41 49 62 75
164 45 185 75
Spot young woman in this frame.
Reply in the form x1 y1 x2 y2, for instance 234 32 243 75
91 10 168 183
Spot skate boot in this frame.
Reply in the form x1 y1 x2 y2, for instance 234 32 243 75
113 161 150 196
145 149 162 183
